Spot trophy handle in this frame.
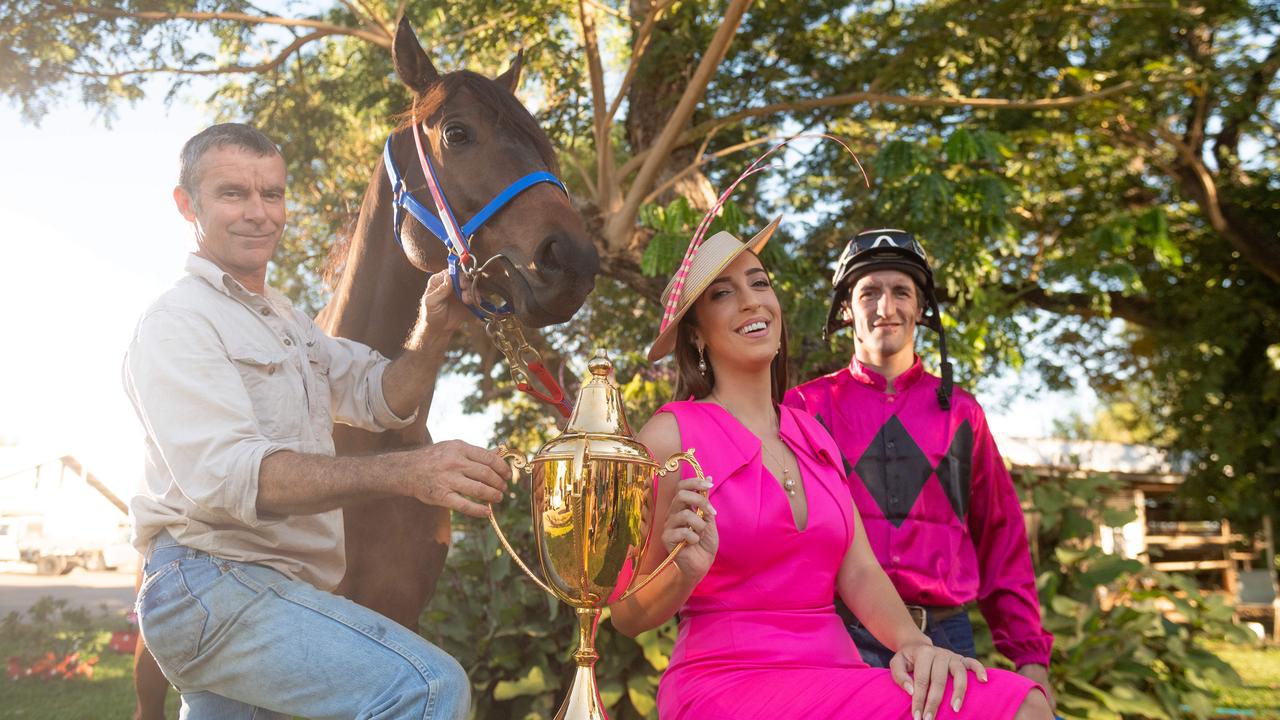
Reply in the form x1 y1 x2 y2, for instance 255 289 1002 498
489 445 557 598
617 448 707 602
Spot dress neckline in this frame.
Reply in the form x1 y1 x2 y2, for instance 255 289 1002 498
701 402 810 533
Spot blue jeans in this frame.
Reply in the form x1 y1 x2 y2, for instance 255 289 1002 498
137 532 469 719
849 611 977 667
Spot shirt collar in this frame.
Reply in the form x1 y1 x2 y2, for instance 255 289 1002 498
848 354 924 392
185 253 284 304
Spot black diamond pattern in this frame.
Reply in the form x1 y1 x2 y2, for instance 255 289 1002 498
853 416 932 527
934 420 973 520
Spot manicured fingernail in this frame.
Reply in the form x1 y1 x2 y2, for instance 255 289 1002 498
905 682 913 696
953 698 961 712
925 712 934 720
912 710 920 720
708 504 718 516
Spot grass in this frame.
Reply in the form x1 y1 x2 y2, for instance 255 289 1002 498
1205 639 1280 719
1 599 180 719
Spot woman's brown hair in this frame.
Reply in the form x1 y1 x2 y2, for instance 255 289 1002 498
670 253 790 404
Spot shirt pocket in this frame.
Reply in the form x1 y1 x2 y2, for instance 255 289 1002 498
228 345 301 439
304 338 334 429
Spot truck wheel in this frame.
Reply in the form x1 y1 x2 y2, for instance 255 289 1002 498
86 551 106 572
35 555 66 576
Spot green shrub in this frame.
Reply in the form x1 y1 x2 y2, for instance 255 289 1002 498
1003 470 1255 719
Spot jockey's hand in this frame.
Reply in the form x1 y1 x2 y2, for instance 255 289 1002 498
661 476 717 581
889 642 987 720
404 440 508 518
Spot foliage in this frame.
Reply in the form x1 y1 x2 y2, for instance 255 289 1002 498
1001 468 1257 719
6 0 1276 520
1 597 121 681
0 597 180 717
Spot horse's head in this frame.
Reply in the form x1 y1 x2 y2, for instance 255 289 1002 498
387 19 598 328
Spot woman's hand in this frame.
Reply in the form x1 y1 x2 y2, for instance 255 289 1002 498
660 476 717 582
889 642 988 720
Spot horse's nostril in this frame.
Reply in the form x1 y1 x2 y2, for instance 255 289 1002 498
536 234 566 275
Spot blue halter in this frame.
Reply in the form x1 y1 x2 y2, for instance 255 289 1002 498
382 133 568 318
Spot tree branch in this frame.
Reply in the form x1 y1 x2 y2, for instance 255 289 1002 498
998 284 1158 327
642 136 776 204
606 0 676 123
604 0 753 248
1157 125 1280 283
1214 38 1280 173
54 4 390 47
619 77 1185 180
578 0 616 214
68 30 337 78
582 0 628 22
340 0 393 41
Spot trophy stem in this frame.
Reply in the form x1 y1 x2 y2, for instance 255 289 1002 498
554 607 607 720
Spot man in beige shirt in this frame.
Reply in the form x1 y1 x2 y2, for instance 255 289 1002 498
125 123 506 719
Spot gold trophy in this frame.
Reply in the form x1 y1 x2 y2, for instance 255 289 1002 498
490 348 706 720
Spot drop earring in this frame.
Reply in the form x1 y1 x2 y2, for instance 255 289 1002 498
698 345 708 375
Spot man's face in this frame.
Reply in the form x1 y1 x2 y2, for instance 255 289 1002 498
845 269 922 363
174 144 286 282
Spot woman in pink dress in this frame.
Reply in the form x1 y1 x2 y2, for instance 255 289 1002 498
608 219 1051 720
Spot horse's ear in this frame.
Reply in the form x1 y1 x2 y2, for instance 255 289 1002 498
393 16 440 95
495 49 524 94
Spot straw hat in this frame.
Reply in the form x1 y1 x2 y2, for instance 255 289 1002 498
647 216 782 361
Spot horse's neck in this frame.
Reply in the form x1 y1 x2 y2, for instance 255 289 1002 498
321 167 432 356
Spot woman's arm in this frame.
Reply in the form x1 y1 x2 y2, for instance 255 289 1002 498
835 504 926 652
837 503 988 719
608 412 717 637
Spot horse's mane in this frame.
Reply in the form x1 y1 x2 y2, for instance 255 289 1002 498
323 70 559 287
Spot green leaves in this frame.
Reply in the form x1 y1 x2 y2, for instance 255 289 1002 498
1011 470 1253 720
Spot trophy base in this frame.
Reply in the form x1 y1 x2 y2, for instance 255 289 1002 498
554 663 608 720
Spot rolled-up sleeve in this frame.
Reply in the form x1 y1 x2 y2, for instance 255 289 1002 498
310 325 416 432
124 309 286 528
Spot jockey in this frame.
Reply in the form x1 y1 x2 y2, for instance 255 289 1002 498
783 228 1056 710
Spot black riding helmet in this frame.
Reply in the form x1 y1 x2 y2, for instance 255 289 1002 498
823 228 954 409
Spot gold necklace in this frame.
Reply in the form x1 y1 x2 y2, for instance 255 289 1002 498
711 392 798 496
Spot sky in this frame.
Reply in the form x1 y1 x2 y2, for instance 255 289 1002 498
0 91 1093 500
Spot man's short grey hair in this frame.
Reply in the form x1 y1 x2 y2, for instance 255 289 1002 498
179 123 282 195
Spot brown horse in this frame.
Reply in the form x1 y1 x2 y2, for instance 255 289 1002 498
326 19 598 624
134 18 598 718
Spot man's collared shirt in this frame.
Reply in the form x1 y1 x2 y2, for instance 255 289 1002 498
124 254 415 590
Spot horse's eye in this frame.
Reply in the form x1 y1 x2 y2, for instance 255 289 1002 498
443 123 471 147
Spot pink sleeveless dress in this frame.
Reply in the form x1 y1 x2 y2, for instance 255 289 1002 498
654 401 1039 719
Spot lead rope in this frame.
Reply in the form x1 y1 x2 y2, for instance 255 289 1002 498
483 314 573 419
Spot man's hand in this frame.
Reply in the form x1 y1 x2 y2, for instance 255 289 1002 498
1017 663 1055 714
890 642 988 720
417 271 471 341
400 440 510 518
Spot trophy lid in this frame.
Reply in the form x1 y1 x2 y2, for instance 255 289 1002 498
540 349 653 464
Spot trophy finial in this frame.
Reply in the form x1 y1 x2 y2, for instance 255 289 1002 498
588 348 612 376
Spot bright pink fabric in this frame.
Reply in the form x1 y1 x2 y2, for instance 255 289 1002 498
783 357 1053 667
653 400 1037 719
